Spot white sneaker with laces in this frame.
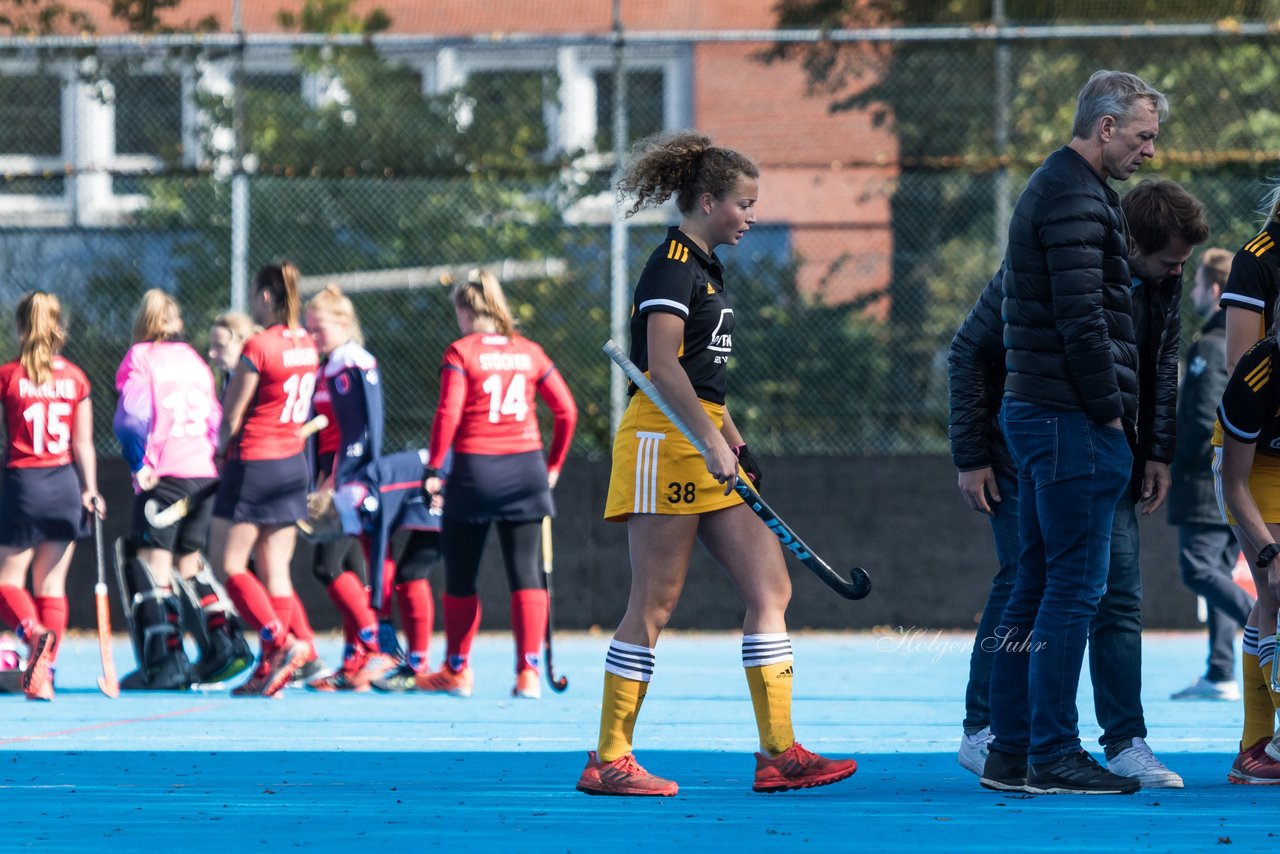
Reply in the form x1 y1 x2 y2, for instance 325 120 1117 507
1106 737 1184 788
1170 676 1240 702
1262 734 1280 764
958 726 994 777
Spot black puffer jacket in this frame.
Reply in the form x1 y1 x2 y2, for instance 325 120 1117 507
1131 267 1182 470
948 267 1015 481
1002 146 1139 429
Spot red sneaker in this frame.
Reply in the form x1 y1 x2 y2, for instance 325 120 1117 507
260 639 313 697
231 656 271 697
576 751 678 796
1229 738 1280 785
415 666 474 697
22 630 55 702
512 668 541 699
753 742 858 792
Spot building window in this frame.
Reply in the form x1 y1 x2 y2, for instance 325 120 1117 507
113 74 183 158
462 69 554 154
0 74 61 156
593 69 665 150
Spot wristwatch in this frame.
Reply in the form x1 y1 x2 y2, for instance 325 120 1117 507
1257 543 1280 569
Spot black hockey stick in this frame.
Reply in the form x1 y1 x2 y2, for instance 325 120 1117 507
602 340 871 601
541 516 568 693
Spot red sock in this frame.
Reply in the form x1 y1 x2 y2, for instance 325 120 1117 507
269 596 295 649
35 595 68 663
443 593 481 673
0 584 42 644
224 573 278 638
289 592 314 642
510 589 548 674
328 571 377 645
396 579 434 671
379 558 396 621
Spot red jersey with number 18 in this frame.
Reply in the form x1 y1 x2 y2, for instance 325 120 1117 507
235 324 319 461
0 357 91 468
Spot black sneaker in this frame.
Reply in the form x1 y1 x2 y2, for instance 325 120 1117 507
1026 750 1142 795
980 746 1029 792
196 626 254 685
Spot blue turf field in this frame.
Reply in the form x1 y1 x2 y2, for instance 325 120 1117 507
1 631 1267 850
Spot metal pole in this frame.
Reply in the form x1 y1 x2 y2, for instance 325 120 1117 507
229 0 249 312
608 0 629 436
993 0 1010 262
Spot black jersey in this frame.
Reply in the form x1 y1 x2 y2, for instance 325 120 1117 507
627 227 734 405
1219 222 1280 329
1218 337 1280 459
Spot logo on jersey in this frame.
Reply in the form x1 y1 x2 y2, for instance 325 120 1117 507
708 308 734 364
667 240 690 263
334 373 352 395
1188 356 1207 377
706 283 715 295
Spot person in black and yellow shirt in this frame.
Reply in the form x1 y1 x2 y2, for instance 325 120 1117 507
576 132 857 797
1215 184 1280 783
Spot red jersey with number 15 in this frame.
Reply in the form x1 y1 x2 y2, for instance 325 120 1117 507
427 332 577 474
0 356 91 468
235 324 319 461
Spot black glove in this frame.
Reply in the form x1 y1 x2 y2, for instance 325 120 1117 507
734 443 763 491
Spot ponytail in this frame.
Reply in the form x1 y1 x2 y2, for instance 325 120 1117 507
452 268 515 338
16 291 65 386
253 261 303 328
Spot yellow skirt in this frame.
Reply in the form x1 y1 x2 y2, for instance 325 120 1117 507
1214 446 1280 525
603 394 743 522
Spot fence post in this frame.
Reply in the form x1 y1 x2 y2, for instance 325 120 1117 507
609 2 630 436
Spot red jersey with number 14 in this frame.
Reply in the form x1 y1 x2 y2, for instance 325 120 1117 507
427 332 577 474
0 356 91 468
236 324 319 461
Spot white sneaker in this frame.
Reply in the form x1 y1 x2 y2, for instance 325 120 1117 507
1170 676 1240 702
1106 737 1184 788
958 726 994 777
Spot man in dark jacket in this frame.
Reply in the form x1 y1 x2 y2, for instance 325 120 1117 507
950 179 1207 788
1168 249 1253 702
978 69 1167 796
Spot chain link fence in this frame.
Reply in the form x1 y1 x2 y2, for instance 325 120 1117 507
0 15 1277 458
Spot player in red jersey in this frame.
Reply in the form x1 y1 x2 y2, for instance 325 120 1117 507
0 291 101 701
209 262 319 697
419 268 577 699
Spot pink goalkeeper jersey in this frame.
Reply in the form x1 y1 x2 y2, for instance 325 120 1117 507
114 341 220 484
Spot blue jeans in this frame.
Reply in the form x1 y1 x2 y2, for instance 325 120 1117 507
990 400 1133 764
1178 523 1251 683
1090 496 1144 753
962 473 1020 733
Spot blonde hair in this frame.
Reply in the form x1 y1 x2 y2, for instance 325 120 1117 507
132 289 182 344
306 284 364 346
452 268 515 338
16 291 66 386
1198 247 1233 288
253 261 303 328
212 311 257 343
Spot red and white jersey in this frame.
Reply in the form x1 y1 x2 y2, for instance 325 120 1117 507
311 371 340 457
427 332 577 474
235 324 319 461
114 341 220 481
0 356 91 468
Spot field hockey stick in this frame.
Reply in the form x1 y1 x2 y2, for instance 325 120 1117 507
602 340 871 601
541 515 568 693
144 414 330 530
92 497 120 698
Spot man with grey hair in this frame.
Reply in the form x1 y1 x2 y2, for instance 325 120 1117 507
979 70 1166 795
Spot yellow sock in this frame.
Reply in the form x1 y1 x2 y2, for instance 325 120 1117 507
1244 652 1274 749
597 670 648 762
745 660 795 756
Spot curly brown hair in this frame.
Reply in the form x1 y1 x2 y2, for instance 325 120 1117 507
618 131 758 218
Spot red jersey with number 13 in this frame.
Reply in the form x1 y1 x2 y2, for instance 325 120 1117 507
235 324 319 461
0 356 91 468
427 332 575 471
